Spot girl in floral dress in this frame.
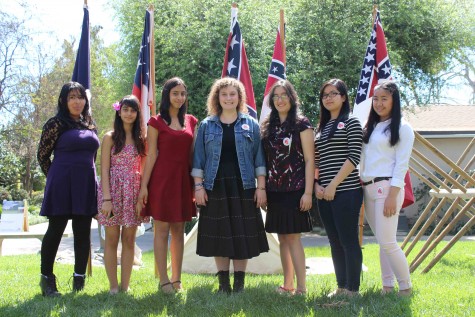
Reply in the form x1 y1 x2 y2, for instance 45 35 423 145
97 95 148 294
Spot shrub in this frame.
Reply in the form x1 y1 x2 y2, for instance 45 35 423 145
29 191 44 206
9 188 29 201
0 187 12 201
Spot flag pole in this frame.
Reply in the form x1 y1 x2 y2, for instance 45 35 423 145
147 4 157 277
358 4 379 248
148 4 156 115
372 3 378 25
279 9 286 67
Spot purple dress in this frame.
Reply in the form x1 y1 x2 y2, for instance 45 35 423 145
38 117 100 217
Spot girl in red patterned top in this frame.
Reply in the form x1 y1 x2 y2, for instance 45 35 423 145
261 80 315 295
98 95 148 294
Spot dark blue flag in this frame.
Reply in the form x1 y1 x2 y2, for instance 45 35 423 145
72 5 90 92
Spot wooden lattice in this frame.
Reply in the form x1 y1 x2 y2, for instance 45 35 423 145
401 132 475 273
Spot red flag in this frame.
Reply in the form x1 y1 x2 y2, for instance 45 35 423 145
132 9 154 124
221 6 257 118
259 27 286 123
354 10 414 208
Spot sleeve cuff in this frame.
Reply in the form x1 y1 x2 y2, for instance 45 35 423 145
191 168 204 178
255 166 266 177
348 157 359 168
390 177 405 189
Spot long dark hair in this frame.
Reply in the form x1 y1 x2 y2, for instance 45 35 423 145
56 81 95 129
159 77 188 127
316 79 350 139
261 80 303 140
362 81 402 146
112 95 146 156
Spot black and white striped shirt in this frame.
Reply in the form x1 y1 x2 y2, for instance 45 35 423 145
315 116 362 192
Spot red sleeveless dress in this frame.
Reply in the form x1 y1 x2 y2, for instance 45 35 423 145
144 114 198 222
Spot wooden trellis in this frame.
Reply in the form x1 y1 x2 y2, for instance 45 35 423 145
401 132 475 273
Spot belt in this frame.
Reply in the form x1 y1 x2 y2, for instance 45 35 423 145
362 177 392 186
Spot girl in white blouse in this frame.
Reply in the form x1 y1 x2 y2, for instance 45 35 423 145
360 81 414 296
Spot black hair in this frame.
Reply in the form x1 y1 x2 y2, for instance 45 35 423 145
316 78 350 139
362 81 402 146
112 95 146 156
159 77 188 127
56 81 95 129
261 80 304 140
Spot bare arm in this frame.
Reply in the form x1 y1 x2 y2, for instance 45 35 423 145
300 129 315 211
136 126 159 213
100 133 114 217
323 159 356 201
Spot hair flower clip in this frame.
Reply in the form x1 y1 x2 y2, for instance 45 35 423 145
112 102 121 111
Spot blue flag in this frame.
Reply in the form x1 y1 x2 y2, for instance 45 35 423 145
72 5 91 101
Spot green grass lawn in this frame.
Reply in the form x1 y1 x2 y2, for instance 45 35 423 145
0 242 474 317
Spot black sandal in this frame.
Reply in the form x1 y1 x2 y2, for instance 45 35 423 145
159 282 174 294
171 280 183 291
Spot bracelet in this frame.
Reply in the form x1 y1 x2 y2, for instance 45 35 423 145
195 188 203 192
194 182 204 188
102 199 112 202
257 187 266 190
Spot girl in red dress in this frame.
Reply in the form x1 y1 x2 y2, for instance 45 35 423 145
137 77 198 293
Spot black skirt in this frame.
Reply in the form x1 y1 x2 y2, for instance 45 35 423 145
265 188 313 234
196 161 269 260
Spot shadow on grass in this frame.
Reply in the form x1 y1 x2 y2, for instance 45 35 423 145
0 283 322 317
0 282 416 317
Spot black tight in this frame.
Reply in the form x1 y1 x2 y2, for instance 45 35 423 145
41 216 92 276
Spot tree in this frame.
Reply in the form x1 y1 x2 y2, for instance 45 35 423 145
111 0 286 119
111 0 475 121
0 8 29 113
0 24 118 193
0 138 21 189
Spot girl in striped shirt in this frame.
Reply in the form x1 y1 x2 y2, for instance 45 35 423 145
314 78 363 296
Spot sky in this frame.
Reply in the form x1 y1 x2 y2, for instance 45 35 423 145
2 0 472 105
3 0 119 48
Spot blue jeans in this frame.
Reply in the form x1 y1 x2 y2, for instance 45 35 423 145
318 188 363 291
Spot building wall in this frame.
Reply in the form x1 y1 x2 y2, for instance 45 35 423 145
403 136 475 220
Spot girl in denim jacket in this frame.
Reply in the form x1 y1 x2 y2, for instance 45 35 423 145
192 77 269 293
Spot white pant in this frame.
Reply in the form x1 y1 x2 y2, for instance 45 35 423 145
364 180 412 290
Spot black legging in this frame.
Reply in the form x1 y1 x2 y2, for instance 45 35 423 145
41 216 92 276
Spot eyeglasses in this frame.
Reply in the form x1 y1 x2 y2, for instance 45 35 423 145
322 91 341 100
272 94 289 102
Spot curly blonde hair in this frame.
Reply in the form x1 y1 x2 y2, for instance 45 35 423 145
206 77 248 116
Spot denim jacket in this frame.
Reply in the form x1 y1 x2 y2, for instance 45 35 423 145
191 112 266 191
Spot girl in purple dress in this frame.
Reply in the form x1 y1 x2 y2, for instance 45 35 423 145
97 95 148 294
37 82 99 296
